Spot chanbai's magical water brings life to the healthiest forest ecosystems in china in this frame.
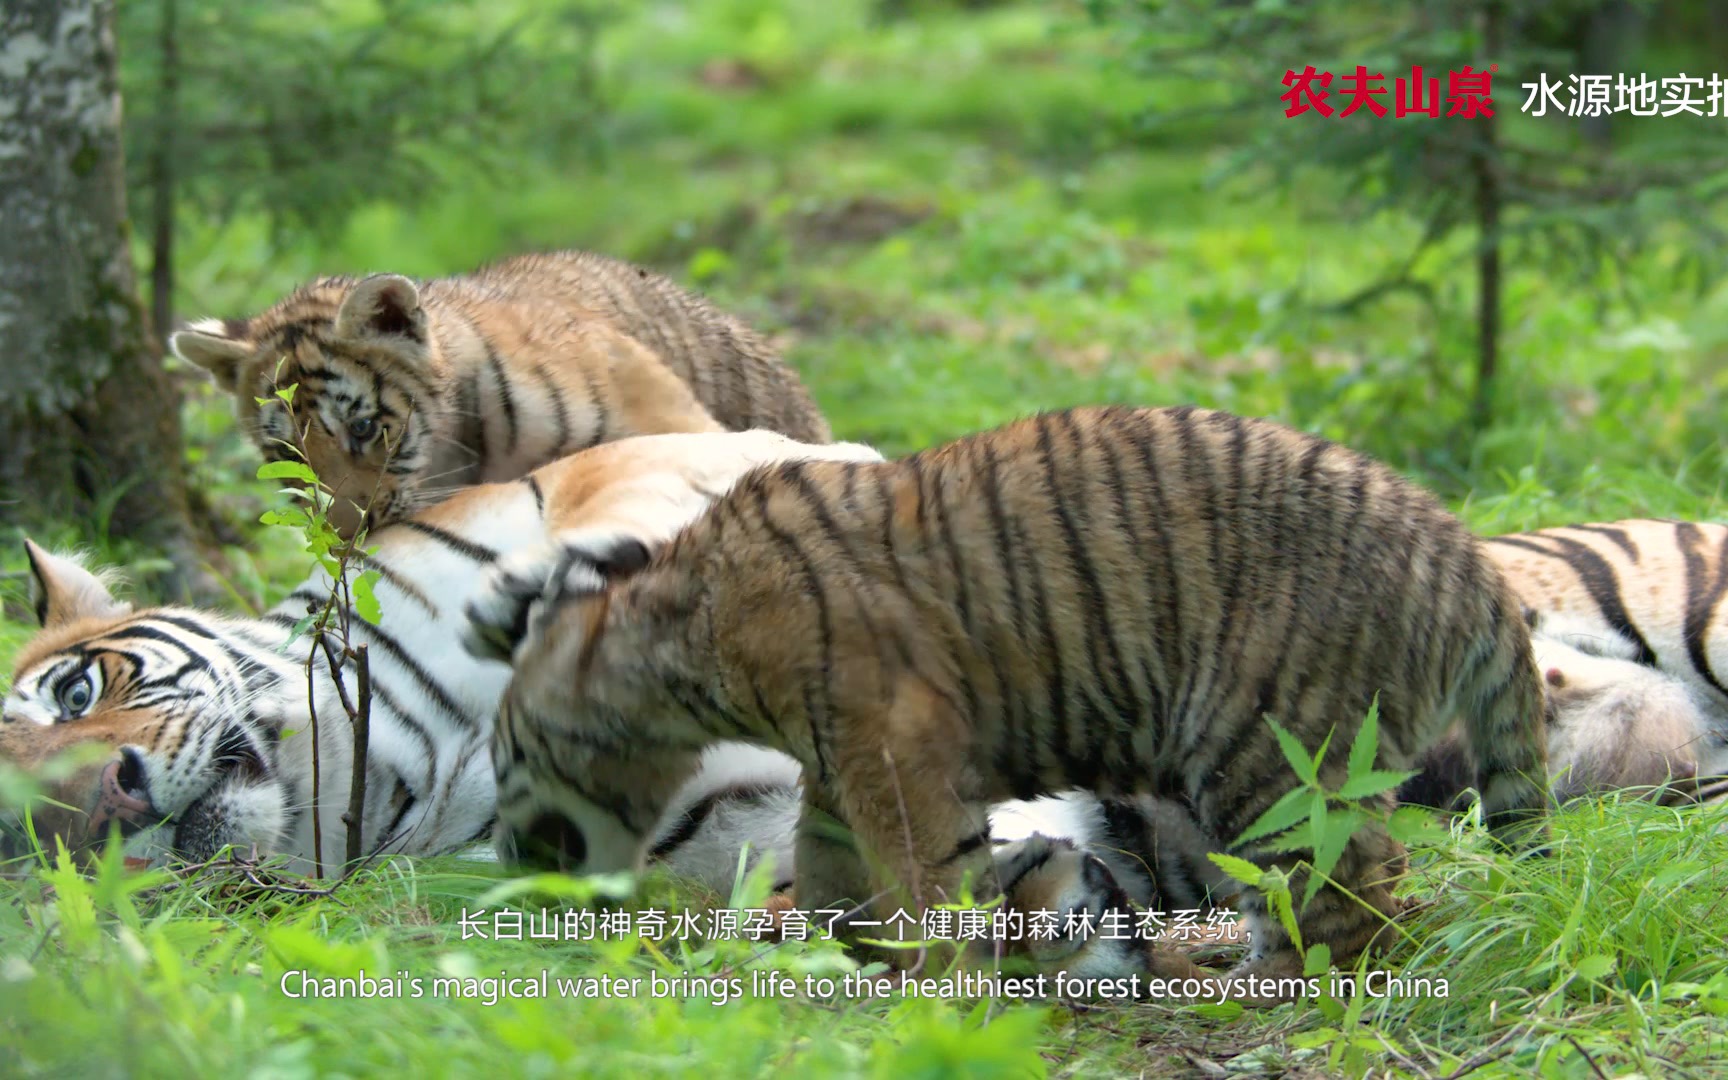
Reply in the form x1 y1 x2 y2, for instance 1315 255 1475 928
275 966 1452 1007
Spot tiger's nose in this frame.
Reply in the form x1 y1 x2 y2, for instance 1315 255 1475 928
87 749 161 837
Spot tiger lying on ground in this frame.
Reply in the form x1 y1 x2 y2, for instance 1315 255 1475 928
1405 520 1728 807
169 250 830 538
470 404 1551 1004
0 430 1186 984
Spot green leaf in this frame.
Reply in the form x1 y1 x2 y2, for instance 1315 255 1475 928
259 507 309 528
962 997 990 1028
1267 717 1318 785
1311 727 1334 775
275 383 298 404
1343 981 1369 1029
1306 809 1365 906
1235 785 1312 846
1187 1002 1244 1021
286 613 317 646
1574 954 1616 981
1303 942 1333 978
1346 695 1381 782
1254 832 1325 856
1266 878 1303 953
476 871 635 908
1307 790 1329 861
1206 852 1265 887
1288 1029 1339 1050
1386 805 1446 845
352 569 383 625
1336 768 1419 801
258 460 318 484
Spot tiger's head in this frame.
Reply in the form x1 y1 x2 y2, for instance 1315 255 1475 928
170 274 444 539
1 543 300 864
465 532 713 877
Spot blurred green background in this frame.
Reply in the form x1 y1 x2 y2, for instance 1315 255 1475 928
127 0 1728 571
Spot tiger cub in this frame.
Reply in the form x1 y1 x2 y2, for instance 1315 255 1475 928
472 404 1550 1002
170 249 830 537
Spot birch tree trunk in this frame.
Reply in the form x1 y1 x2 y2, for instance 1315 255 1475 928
0 0 204 589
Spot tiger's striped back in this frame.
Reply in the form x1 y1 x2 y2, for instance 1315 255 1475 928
465 251 822 440
699 405 1547 840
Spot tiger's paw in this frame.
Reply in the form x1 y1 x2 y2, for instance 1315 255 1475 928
460 530 654 664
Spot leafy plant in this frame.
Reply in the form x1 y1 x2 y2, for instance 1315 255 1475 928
252 378 389 876
1210 698 1428 913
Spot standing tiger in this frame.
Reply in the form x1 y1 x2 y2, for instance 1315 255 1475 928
168 249 830 537
0 430 1171 984
473 404 1551 1002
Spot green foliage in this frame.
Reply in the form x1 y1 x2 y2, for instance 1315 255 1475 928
1220 701 1422 908
249 383 385 875
1094 0 1728 425
119 0 596 246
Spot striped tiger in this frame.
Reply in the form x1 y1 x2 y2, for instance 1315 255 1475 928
0 429 1170 983
168 249 831 538
1415 519 1728 805
0 431 870 873
472 404 1551 1002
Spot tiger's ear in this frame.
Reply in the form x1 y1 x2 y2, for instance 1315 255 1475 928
335 274 426 345
22 540 131 629
169 318 253 393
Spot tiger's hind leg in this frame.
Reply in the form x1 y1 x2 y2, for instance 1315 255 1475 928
791 783 878 936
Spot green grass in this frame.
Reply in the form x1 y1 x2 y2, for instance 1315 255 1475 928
6 0 1728 1076
6 799 1727 1077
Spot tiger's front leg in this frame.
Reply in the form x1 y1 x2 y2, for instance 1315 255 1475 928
792 783 876 936
807 673 997 971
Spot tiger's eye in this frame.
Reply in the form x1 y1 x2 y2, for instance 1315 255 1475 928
58 672 93 714
348 416 379 442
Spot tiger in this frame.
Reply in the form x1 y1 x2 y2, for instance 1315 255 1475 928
1529 636 1713 801
0 429 1176 984
1403 520 1728 808
469 404 1552 1003
168 249 831 538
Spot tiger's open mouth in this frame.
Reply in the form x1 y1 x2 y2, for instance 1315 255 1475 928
90 724 283 866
